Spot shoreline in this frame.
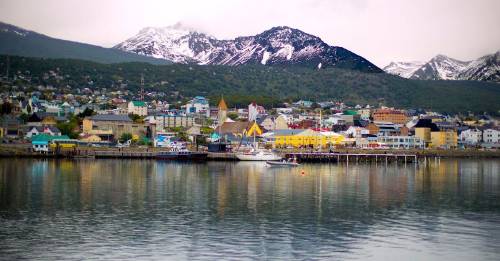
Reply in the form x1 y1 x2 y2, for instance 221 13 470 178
1 145 499 160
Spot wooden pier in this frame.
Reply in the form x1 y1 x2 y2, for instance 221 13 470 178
284 152 418 163
92 150 156 159
207 152 238 161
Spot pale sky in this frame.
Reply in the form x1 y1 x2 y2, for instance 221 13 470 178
1 0 499 67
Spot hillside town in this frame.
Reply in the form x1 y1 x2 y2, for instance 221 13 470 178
1 79 499 155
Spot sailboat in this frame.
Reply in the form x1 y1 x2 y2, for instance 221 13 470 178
235 121 281 161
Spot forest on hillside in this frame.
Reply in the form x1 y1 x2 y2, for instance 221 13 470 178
1 55 499 114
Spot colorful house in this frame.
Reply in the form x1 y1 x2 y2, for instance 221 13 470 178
31 134 72 152
26 126 62 138
128 101 147 116
185 96 210 117
273 129 343 148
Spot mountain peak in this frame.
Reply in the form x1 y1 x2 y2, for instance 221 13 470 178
383 61 425 78
114 25 380 72
384 52 499 82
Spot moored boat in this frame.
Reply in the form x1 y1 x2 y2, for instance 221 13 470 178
236 149 281 161
266 158 300 167
156 149 208 161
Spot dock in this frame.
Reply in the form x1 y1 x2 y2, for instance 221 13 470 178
92 150 156 159
207 152 238 161
284 152 418 163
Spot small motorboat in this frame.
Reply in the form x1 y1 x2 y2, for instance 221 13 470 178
266 158 300 167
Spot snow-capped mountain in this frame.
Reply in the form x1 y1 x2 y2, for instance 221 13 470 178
383 61 425 78
384 52 499 82
411 55 470 80
458 51 500 82
114 24 382 72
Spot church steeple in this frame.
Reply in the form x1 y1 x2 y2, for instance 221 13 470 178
218 96 228 111
217 96 228 127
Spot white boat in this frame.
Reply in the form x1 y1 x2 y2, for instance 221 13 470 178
235 119 281 161
236 149 282 161
266 159 300 167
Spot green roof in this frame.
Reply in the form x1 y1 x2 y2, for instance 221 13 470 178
31 134 70 142
132 101 146 107
343 110 358 115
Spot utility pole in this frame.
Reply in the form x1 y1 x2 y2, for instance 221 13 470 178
5 56 9 81
140 73 145 101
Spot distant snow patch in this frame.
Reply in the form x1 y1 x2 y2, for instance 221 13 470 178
261 51 271 65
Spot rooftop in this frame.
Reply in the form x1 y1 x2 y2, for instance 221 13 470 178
131 101 146 107
89 114 132 122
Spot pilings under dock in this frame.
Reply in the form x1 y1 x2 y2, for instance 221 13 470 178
284 152 418 163
92 150 156 159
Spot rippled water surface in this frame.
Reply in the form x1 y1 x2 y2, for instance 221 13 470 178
1 158 500 260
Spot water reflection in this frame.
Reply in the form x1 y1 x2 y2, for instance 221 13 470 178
0 159 499 260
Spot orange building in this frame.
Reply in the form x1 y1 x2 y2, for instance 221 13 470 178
372 109 408 124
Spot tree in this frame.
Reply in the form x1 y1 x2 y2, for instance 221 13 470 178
78 108 94 118
0 102 13 115
120 133 133 143
56 116 80 139
227 112 239 121
128 114 144 123
201 126 214 135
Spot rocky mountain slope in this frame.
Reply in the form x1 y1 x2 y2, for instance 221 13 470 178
383 61 425 78
384 52 499 82
114 24 382 72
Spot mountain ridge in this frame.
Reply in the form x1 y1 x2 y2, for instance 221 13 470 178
114 24 382 72
0 21 171 65
384 52 500 82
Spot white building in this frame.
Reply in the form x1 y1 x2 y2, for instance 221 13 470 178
128 101 147 116
276 108 293 114
378 136 425 149
26 126 62 138
248 102 258 122
459 129 483 145
483 129 500 144
344 126 369 138
146 115 196 132
185 96 210 117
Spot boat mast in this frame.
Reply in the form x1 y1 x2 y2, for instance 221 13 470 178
253 120 257 149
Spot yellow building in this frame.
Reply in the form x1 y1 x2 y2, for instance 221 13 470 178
415 127 431 146
83 114 147 139
246 121 263 137
79 134 102 142
274 129 344 148
430 130 457 149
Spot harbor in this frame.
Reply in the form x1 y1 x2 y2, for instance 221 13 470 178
3 144 499 163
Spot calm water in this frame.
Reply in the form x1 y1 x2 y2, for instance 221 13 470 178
1 158 499 260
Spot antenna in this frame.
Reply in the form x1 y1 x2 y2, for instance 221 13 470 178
140 73 145 101
6 56 9 81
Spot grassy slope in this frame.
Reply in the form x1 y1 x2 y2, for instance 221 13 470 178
0 31 170 65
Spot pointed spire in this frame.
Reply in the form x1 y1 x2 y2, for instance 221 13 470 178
218 96 228 110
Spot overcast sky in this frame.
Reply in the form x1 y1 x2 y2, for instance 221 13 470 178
1 0 499 67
